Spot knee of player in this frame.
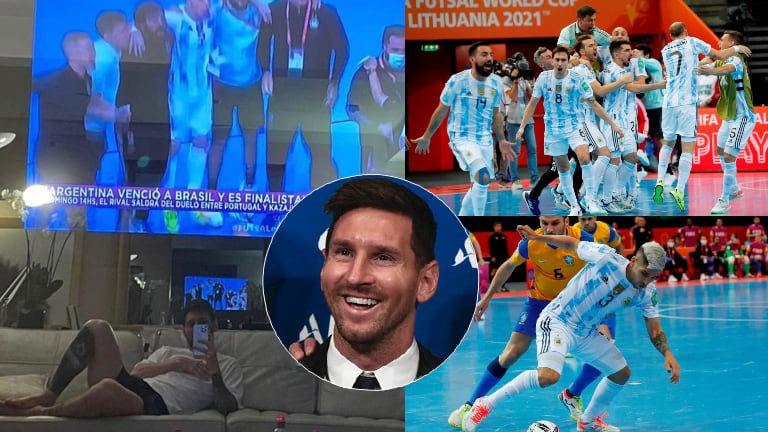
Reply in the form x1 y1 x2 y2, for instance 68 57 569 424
622 153 638 164
536 367 560 387
475 167 492 185
83 319 111 333
609 365 631 384
92 378 121 394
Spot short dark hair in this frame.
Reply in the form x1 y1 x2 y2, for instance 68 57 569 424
610 39 630 55
574 34 595 53
552 45 570 57
183 300 216 324
576 5 597 19
469 41 490 57
635 43 652 57
96 11 128 37
724 30 744 45
533 46 550 64
324 178 437 268
382 25 405 47
134 2 164 32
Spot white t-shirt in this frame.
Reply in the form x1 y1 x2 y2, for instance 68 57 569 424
139 346 244 414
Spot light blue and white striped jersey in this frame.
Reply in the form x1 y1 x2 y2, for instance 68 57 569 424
661 36 712 108
85 39 121 134
166 5 214 97
543 241 660 337
533 69 592 134
440 70 504 146
572 64 598 123
598 47 649 77
712 56 756 121
600 62 633 128
211 3 262 87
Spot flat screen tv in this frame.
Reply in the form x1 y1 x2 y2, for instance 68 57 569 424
184 276 248 311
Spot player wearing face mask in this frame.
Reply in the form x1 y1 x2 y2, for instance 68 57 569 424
347 25 405 175
663 239 689 282
692 236 723 280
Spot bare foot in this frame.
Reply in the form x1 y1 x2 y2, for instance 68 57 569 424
0 403 43 416
4 391 57 409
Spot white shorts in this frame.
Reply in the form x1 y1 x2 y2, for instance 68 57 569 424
662 104 697 142
579 121 607 152
535 313 628 376
169 87 213 142
449 139 494 175
543 128 587 156
600 120 625 155
623 120 638 156
718 117 756 157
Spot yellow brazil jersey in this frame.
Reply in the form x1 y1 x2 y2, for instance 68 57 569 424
510 226 594 300
574 221 622 250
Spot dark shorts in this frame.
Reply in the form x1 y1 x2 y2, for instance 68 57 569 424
115 368 169 415
212 78 264 140
514 297 550 336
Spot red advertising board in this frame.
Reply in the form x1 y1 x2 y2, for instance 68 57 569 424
694 107 768 172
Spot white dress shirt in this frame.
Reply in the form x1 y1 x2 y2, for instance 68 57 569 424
327 337 419 390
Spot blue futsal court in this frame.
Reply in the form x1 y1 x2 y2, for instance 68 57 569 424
405 279 768 431
431 173 768 216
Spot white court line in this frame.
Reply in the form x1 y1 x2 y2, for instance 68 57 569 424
657 301 768 322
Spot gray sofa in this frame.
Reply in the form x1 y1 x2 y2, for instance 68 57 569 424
0 327 404 432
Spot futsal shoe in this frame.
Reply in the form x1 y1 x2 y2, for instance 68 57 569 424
667 275 678 282
601 199 624 214
730 187 744 200
652 180 665 205
681 273 689 281
511 179 523 190
163 210 180 234
586 199 607 215
669 188 686 212
462 397 491 432
448 403 471 428
577 415 620 431
523 191 541 216
710 197 731 215
558 389 583 421
552 188 570 211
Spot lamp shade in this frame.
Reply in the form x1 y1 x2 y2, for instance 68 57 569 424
0 132 16 149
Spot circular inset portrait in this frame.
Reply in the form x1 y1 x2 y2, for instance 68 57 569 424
263 175 478 390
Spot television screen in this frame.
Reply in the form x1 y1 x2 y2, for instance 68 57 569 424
184 276 248 311
25 0 405 237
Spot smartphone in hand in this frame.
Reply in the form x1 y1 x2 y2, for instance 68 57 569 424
192 324 208 357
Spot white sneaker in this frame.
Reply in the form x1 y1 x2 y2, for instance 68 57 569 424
637 149 650 165
729 273 738 279
511 180 523 190
713 273 724 279
681 273 689 281
462 397 492 432
711 197 731 215
700 274 709 281
569 206 583 216
667 275 678 282
448 403 471 428
613 194 634 211
586 199 607 215
551 188 570 211
601 199 625 214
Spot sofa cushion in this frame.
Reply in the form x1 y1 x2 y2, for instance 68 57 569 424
0 411 226 432
0 374 46 399
316 380 404 420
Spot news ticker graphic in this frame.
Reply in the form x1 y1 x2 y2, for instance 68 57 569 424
43 184 305 214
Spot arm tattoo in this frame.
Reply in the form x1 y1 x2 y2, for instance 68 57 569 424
492 112 506 142
651 331 670 355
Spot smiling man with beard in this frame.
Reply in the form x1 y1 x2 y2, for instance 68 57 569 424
299 177 443 390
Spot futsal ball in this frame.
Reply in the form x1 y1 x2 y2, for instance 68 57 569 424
526 420 559 432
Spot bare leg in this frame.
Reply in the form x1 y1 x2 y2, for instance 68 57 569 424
207 138 226 190
4 319 124 408
0 378 143 418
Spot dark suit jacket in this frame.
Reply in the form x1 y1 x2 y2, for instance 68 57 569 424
300 336 444 384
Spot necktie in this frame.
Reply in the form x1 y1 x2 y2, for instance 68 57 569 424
352 372 381 390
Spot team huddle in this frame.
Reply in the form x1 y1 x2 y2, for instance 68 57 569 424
410 5 754 216
451 217 680 432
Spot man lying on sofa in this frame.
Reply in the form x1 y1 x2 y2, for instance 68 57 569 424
0 300 243 417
